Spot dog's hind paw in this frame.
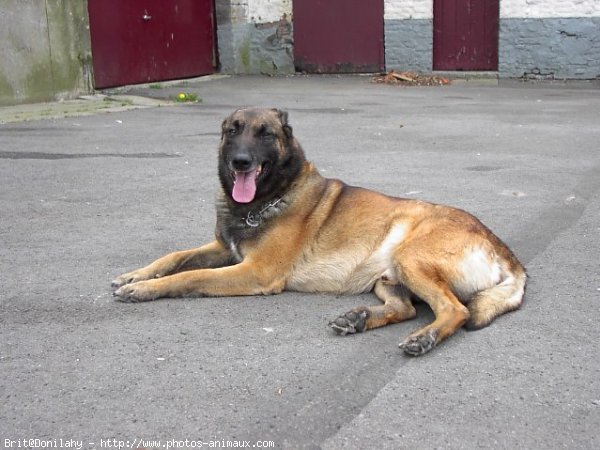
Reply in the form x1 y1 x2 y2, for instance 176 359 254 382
399 329 438 356
329 310 368 335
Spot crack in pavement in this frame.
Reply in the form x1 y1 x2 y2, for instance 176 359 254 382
0 151 182 160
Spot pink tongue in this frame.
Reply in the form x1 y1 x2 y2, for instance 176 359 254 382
232 169 258 203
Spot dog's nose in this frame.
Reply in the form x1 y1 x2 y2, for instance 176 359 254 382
231 154 253 171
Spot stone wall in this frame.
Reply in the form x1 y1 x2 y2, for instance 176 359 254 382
384 1 433 73
499 0 600 79
216 0 294 74
0 0 93 105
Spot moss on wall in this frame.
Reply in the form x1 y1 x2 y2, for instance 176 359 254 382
23 61 56 103
0 72 15 105
0 0 93 105
239 38 252 72
46 0 93 96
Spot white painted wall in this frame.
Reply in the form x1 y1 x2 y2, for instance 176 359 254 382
384 0 600 20
247 0 291 23
501 0 600 18
385 0 432 20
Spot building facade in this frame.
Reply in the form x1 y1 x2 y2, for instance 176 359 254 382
214 0 600 79
1 0 599 105
384 0 600 79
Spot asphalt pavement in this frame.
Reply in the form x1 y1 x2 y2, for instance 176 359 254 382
1 75 599 449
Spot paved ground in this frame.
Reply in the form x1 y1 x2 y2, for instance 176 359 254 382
1 75 599 450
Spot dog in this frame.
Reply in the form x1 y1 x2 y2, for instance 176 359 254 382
112 108 526 356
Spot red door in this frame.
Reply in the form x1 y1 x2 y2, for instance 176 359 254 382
433 0 499 71
293 0 384 73
88 0 216 89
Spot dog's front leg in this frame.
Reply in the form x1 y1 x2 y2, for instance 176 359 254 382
111 240 233 289
113 260 286 302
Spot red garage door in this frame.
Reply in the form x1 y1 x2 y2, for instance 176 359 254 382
433 0 499 71
88 0 216 88
293 0 384 73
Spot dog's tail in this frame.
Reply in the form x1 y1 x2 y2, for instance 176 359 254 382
465 265 527 330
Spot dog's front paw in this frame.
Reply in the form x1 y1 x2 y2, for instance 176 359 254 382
113 280 159 303
329 310 368 335
111 269 156 289
399 329 438 356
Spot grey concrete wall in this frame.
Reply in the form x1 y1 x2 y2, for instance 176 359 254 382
217 21 294 75
215 1 293 75
499 17 600 79
0 0 93 106
384 19 433 72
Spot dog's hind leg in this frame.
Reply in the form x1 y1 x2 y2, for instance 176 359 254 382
329 280 416 335
397 264 470 356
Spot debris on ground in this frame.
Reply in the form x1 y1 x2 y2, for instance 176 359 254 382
372 70 450 86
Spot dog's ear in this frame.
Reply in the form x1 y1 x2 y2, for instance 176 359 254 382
276 109 293 138
222 108 244 134
220 118 229 140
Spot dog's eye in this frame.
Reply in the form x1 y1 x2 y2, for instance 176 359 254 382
256 124 275 140
227 128 238 136
261 130 275 140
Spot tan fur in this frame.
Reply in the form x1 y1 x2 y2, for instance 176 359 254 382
113 108 526 356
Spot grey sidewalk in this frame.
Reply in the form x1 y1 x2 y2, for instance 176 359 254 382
1 76 599 449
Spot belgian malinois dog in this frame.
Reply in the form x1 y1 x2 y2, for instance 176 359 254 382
112 108 526 356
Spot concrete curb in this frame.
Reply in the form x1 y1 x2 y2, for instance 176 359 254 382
0 94 173 124
0 75 231 124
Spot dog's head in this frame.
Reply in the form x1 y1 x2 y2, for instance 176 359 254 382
218 108 305 204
